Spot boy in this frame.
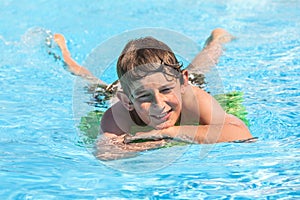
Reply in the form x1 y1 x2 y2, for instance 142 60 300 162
53 29 253 160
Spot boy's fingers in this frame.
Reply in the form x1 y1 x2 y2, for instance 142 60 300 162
124 131 167 144
123 135 134 144
124 133 148 144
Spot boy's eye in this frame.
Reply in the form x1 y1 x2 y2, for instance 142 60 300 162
160 87 173 94
136 94 151 102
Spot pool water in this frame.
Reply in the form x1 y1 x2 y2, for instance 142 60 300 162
1 0 299 199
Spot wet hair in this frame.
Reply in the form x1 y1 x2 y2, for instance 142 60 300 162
117 37 183 96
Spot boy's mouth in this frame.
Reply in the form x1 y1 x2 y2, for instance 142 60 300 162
150 109 172 121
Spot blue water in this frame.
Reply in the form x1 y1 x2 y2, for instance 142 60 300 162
1 0 299 199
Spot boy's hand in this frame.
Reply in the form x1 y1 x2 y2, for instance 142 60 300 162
124 129 173 144
96 133 168 160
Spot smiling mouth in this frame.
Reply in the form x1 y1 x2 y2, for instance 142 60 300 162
150 109 172 121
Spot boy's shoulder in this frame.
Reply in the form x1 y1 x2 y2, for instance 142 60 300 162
101 102 132 135
182 85 216 113
183 85 211 101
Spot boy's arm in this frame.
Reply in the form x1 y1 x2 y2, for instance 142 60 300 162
124 88 253 144
123 114 252 144
168 114 252 143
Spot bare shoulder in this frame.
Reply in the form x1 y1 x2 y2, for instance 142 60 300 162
183 85 214 106
191 85 210 98
182 85 226 124
100 102 132 135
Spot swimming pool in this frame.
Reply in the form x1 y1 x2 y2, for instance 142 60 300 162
1 0 299 199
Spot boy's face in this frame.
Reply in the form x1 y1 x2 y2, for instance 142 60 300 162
128 72 185 130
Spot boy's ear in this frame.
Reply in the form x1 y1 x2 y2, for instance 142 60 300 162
117 91 134 111
181 70 189 85
180 70 189 93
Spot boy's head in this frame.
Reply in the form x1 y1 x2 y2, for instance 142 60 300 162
117 37 183 96
115 37 190 129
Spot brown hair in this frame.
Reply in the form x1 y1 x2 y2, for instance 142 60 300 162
117 37 182 95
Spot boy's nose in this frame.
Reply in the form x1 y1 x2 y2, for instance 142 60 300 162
153 92 165 108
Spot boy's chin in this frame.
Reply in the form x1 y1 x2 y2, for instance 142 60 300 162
154 122 173 130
